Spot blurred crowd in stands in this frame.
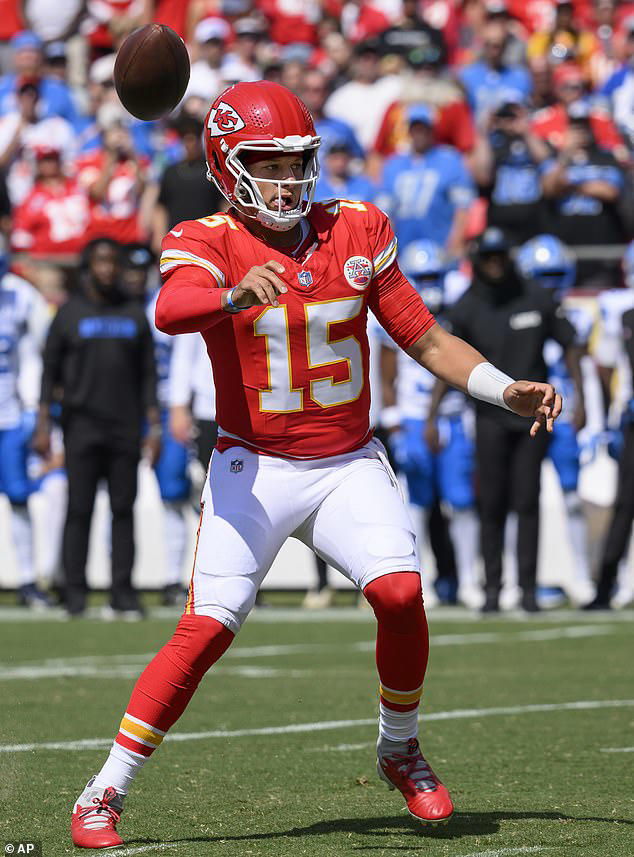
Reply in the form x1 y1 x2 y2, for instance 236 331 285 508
0 0 633 614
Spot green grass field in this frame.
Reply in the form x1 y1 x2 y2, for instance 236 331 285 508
1 606 633 857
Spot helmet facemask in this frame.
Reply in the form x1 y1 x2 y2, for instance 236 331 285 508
208 136 320 232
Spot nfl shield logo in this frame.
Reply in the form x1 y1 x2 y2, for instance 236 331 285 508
297 270 313 288
230 459 243 473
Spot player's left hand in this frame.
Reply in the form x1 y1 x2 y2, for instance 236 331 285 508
503 381 562 437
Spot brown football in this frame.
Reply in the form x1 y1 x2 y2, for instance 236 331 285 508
114 24 190 121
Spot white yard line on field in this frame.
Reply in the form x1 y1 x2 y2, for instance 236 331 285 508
459 848 547 857
1 699 632 754
104 844 179 857
600 746 634 753
0 625 616 681
0 663 312 680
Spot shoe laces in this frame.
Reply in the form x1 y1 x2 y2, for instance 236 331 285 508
387 741 437 792
78 787 121 830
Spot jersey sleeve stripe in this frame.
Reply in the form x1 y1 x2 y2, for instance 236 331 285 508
159 249 226 287
372 237 398 277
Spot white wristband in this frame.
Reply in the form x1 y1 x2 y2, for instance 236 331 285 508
467 362 514 411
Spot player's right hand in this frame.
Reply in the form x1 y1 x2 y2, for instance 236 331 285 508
227 261 288 310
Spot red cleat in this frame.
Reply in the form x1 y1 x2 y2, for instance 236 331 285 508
71 778 124 849
377 736 454 824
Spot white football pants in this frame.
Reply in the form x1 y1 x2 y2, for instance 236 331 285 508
187 439 419 632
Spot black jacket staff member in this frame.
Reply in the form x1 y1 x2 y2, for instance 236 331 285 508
427 228 582 612
34 238 160 617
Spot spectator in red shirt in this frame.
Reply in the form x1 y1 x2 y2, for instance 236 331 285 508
75 115 148 245
531 60 627 158
12 144 89 258
11 143 90 301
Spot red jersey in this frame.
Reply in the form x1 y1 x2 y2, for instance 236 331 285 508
531 103 624 153
11 179 90 257
75 151 147 245
157 200 435 459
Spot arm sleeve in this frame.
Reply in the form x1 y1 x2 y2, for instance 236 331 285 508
156 223 230 334
366 205 435 349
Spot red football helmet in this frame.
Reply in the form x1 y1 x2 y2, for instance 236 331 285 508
204 81 321 231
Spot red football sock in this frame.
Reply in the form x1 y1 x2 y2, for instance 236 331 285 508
115 613 234 758
364 572 429 715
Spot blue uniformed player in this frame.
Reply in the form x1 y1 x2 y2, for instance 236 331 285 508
122 245 191 606
379 241 481 609
0 244 51 606
516 234 597 605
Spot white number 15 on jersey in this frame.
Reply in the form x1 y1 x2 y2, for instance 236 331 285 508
253 296 364 412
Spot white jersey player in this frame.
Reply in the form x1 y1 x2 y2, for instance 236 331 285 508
0 261 50 606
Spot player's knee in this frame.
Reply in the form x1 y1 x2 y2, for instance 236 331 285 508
364 571 424 633
165 613 235 678
110 500 135 519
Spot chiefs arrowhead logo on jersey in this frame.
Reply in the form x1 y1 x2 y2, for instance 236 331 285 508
207 102 246 137
343 256 373 291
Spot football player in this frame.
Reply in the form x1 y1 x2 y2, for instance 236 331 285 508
71 81 562 848
516 235 595 606
0 239 51 606
588 241 634 608
380 241 481 609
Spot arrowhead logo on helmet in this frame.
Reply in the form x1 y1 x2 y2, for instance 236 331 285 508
207 102 246 137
